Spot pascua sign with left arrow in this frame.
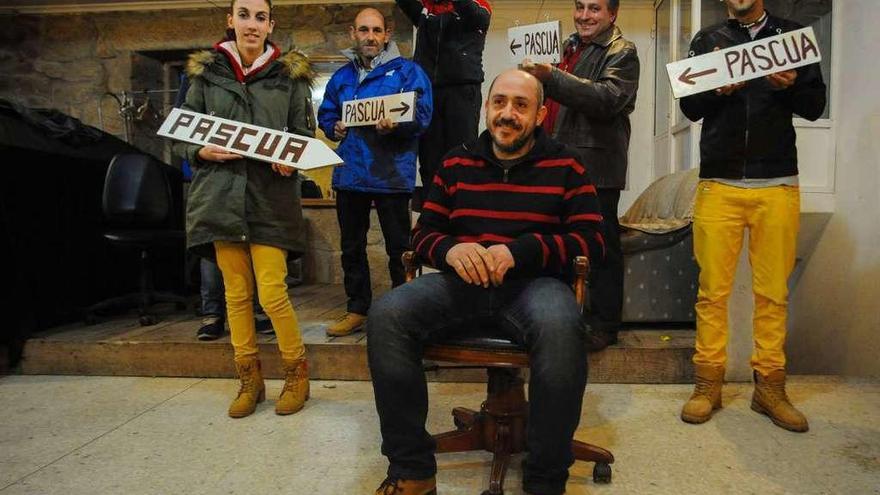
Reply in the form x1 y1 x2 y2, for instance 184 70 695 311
508 21 562 64
666 27 821 99
342 91 416 127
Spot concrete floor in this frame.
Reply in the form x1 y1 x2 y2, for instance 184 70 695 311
0 376 877 494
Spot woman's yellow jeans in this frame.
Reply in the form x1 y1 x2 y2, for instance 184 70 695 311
693 181 800 376
214 242 304 361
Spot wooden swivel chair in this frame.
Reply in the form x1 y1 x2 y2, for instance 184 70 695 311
402 252 614 495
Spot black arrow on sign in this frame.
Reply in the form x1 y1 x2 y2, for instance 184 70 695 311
510 38 522 55
678 66 718 85
389 101 411 117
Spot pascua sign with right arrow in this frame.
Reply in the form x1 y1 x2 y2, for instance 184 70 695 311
666 27 821 99
342 92 416 127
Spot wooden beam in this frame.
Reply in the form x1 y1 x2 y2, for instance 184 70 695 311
1 0 394 15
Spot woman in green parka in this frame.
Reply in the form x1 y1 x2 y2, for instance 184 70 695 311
173 0 314 418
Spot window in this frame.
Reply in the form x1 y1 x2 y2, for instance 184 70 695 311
654 0 672 136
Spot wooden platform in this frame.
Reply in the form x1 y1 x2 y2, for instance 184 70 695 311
20 284 695 383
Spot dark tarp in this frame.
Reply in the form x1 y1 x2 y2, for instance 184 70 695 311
0 99 184 368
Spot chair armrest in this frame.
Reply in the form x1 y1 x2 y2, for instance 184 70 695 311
403 251 421 282
572 256 589 309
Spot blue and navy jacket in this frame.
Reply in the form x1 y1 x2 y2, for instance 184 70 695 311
318 43 433 194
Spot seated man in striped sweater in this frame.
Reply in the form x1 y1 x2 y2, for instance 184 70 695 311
367 68 605 495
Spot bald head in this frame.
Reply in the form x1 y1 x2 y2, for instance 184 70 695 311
488 69 544 108
350 7 391 63
354 7 387 30
485 69 548 159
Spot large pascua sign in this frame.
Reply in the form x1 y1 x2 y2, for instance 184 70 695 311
666 27 821 99
158 108 342 170
342 92 416 127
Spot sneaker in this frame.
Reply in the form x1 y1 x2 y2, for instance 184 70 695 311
197 315 225 341
326 312 367 337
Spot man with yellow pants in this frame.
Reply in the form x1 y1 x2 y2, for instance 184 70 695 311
678 0 826 432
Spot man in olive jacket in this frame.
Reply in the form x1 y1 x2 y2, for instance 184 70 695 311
522 0 640 351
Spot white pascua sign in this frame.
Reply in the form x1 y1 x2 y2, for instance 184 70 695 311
666 27 821 99
508 21 562 64
342 92 416 127
158 108 342 170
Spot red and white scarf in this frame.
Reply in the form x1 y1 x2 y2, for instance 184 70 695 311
214 39 281 83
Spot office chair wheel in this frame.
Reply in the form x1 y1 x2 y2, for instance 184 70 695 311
593 462 612 483
139 314 157 326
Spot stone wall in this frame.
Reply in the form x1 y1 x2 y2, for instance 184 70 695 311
0 4 413 295
0 4 413 151
303 204 401 290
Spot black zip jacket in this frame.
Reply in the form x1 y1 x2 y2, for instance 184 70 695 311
412 128 605 279
680 13 826 180
395 0 491 86
547 26 640 189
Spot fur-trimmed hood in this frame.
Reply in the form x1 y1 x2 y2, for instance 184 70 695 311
186 48 315 84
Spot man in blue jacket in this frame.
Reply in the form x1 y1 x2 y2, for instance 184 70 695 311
318 7 433 337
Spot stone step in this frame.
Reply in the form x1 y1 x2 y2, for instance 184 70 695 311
20 284 696 383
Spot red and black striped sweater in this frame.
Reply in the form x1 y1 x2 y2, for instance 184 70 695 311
412 129 606 279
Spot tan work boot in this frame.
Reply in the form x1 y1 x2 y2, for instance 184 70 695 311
751 369 809 432
681 364 724 424
228 356 265 418
276 357 310 415
326 312 367 337
375 476 437 495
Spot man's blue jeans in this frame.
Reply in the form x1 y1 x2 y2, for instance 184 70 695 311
200 258 225 316
367 273 588 494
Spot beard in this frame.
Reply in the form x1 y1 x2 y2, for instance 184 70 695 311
357 41 381 60
491 118 533 154
494 132 532 154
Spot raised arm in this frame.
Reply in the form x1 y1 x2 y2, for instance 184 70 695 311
544 41 639 121
453 0 492 32
394 0 424 25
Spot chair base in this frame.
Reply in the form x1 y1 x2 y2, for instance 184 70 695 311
86 291 188 326
433 368 614 495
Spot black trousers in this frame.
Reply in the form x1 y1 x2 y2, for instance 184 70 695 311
418 84 481 188
587 188 624 334
336 190 411 315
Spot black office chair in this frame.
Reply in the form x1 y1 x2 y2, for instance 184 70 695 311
86 153 187 326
